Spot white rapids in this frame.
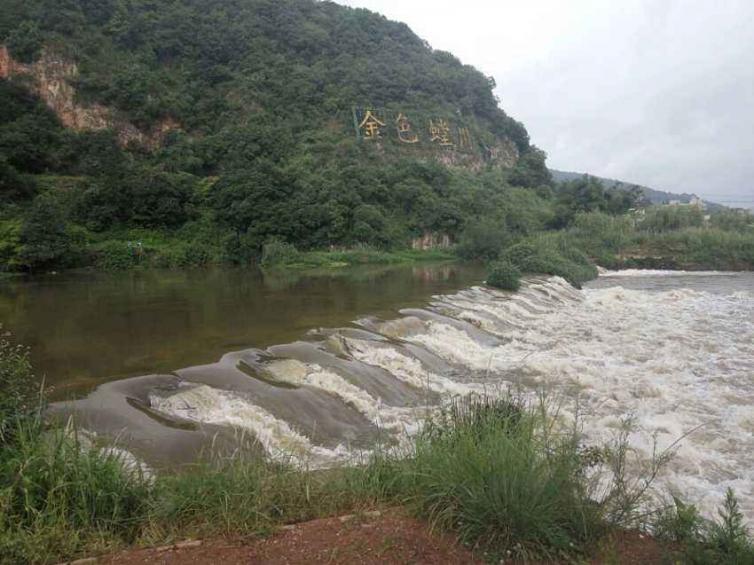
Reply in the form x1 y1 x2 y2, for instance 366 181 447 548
148 270 754 522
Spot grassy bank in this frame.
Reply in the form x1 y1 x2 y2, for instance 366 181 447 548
259 240 454 270
482 209 754 291
1 336 752 564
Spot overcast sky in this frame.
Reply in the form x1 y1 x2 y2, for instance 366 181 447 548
336 0 754 207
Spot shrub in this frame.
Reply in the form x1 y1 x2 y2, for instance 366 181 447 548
260 239 301 268
653 489 753 564
0 331 38 444
499 236 598 288
486 259 521 291
455 218 510 261
93 240 143 270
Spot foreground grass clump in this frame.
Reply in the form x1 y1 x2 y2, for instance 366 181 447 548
0 421 150 563
365 397 604 560
653 490 754 564
0 330 39 442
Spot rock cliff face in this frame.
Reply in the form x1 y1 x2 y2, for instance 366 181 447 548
0 45 178 148
411 232 452 250
432 138 519 171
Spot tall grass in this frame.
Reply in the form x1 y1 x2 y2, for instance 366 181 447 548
368 396 602 560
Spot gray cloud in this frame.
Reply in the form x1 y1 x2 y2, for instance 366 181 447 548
336 0 754 207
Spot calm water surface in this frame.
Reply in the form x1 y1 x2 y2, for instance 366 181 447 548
0 263 484 398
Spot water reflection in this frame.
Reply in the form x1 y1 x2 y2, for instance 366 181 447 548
0 263 484 398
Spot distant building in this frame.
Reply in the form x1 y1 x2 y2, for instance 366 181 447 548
665 196 705 210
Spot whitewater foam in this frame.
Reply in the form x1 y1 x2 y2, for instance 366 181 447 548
150 384 355 468
137 272 753 521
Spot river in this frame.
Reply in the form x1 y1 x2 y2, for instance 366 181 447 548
1 265 752 522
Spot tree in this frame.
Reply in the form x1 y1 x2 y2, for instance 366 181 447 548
18 194 73 271
6 21 43 63
508 147 552 188
0 157 37 203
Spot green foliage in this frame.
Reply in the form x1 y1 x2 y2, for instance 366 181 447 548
654 489 753 564
638 206 705 233
711 488 751 560
500 235 599 288
709 209 754 232
0 421 151 563
0 219 23 271
486 259 521 291
628 228 754 270
260 239 301 268
18 193 78 271
0 332 38 444
92 240 142 270
456 217 509 261
365 397 603 560
508 147 553 189
0 157 38 203
553 175 640 228
6 21 43 63
0 80 70 177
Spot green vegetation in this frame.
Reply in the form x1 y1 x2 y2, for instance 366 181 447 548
0 0 550 274
260 239 454 269
486 259 521 291
654 490 753 564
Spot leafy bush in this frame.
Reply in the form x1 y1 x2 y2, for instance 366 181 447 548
92 240 143 270
260 239 301 268
455 218 509 261
18 194 77 272
654 489 753 564
638 206 705 233
486 259 521 291
6 21 43 63
0 219 23 272
0 332 38 444
500 236 598 288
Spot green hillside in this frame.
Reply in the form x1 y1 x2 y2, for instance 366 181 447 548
0 0 557 272
550 169 724 210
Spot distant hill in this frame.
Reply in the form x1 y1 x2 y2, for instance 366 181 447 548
550 169 724 210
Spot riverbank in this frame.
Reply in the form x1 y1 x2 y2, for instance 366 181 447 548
3 275 754 564
2 391 751 564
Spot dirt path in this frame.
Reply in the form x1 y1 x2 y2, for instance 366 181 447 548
99 509 481 565
71 509 669 564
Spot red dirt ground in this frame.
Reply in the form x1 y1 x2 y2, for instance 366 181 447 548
78 509 670 565
101 509 481 565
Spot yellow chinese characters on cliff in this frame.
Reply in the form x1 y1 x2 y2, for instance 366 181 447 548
353 108 473 152
358 110 385 140
395 113 419 144
429 119 454 147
